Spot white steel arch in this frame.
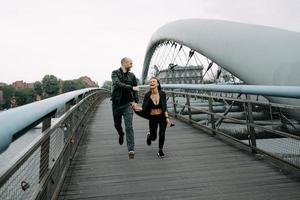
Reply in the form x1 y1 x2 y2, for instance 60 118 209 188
142 19 300 87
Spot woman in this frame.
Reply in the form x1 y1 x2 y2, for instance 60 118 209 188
135 77 173 158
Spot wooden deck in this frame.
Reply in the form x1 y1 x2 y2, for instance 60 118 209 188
58 99 300 200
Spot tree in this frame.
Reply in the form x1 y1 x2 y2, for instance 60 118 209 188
75 80 87 89
42 75 60 97
33 81 43 96
0 85 15 109
62 80 86 93
101 80 112 91
14 88 35 106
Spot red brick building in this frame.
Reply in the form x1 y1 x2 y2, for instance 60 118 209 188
12 80 34 89
79 76 98 87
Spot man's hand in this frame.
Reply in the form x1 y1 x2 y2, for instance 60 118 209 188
132 102 142 111
132 86 139 92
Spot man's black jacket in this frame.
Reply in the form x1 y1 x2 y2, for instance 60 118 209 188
111 68 139 104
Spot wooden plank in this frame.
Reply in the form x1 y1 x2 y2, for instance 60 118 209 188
58 99 300 200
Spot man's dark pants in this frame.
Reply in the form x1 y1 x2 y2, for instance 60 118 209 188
112 102 134 151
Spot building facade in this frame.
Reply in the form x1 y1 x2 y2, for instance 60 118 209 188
156 65 204 84
12 80 34 89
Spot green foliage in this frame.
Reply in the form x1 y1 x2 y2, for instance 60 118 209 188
101 80 112 91
14 88 35 106
0 86 35 109
33 81 43 96
0 85 15 109
0 75 95 110
62 80 86 93
42 75 60 97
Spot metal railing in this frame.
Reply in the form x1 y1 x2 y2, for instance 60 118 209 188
0 88 110 200
140 84 300 170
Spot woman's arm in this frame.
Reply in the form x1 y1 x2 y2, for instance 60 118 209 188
142 92 149 111
133 92 150 120
161 92 168 118
161 92 171 126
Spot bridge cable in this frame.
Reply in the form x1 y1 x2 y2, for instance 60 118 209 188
161 43 176 69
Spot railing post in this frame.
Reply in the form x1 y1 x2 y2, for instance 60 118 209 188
42 116 52 132
65 99 76 113
40 115 52 182
172 90 177 117
245 95 257 153
186 94 192 122
269 105 273 121
208 92 216 135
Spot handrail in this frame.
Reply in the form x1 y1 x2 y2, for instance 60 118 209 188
171 101 300 141
160 84 300 99
164 90 300 110
139 84 300 98
0 88 100 153
0 89 109 200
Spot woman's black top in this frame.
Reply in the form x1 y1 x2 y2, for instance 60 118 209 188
149 97 163 109
134 90 167 120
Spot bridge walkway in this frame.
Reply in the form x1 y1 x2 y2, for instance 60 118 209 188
58 99 300 200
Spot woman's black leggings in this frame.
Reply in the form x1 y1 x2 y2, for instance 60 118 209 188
149 114 167 150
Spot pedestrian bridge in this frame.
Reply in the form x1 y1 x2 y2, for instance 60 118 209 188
0 88 300 200
1 19 300 199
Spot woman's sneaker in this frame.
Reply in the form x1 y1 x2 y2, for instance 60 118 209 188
157 150 165 158
128 151 135 159
146 133 151 146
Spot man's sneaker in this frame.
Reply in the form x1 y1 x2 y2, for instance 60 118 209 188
128 151 135 159
146 133 151 146
157 150 165 158
119 135 124 145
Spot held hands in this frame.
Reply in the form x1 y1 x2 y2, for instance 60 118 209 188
131 86 140 110
132 102 142 111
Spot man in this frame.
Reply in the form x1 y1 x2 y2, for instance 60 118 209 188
111 57 140 159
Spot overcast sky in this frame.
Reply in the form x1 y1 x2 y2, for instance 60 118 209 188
0 0 299 85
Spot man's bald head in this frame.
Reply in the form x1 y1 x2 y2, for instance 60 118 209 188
121 57 133 71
